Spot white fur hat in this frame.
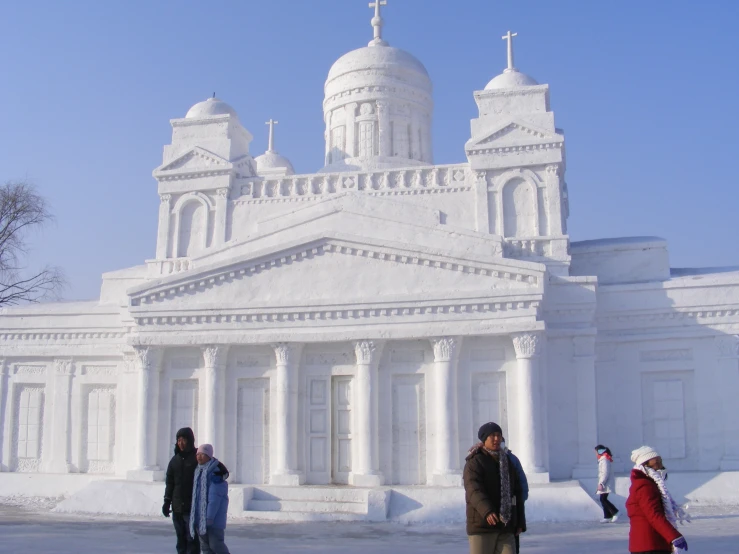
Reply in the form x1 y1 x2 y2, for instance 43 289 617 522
631 445 661 466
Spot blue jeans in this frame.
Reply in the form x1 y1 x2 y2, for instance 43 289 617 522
172 512 200 554
199 527 230 554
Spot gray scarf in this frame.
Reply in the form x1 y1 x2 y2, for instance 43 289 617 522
190 458 218 537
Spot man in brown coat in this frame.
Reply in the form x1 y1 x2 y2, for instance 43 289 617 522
464 422 526 554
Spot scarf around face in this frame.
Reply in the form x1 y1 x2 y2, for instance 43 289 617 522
634 464 690 529
468 442 512 525
190 457 218 537
597 452 613 462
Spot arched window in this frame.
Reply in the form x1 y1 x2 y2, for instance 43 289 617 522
502 178 537 237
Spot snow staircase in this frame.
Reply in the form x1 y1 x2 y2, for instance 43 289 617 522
243 486 385 521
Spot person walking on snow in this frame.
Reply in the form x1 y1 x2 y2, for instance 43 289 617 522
464 422 526 554
501 437 527 554
626 446 690 554
594 444 619 523
163 427 201 554
190 444 231 554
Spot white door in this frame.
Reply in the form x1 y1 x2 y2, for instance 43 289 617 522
306 377 330 484
171 379 198 439
237 379 270 484
14 385 44 472
331 377 353 484
472 373 507 442
392 375 426 485
84 386 116 473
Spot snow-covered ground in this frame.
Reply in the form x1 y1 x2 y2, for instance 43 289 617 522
0 500 737 553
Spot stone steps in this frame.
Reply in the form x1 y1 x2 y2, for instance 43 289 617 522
244 486 369 521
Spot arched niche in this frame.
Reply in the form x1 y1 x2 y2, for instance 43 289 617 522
172 192 213 258
501 177 538 238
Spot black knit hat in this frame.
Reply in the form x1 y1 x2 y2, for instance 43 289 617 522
478 422 503 442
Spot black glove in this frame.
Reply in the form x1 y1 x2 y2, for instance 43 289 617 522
162 500 171 517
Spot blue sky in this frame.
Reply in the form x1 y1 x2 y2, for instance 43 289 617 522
1 0 737 300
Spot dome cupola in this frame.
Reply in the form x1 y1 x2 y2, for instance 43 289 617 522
185 96 239 120
321 1 433 172
484 31 538 91
254 119 295 177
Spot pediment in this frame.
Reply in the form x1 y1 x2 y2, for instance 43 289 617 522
129 236 544 314
154 147 233 175
467 120 563 150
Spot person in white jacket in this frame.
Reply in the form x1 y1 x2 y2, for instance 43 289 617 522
594 444 619 523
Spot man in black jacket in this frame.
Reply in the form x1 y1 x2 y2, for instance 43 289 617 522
463 422 526 554
163 427 200 554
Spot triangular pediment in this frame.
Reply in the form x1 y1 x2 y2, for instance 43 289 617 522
129 234 544 315
154 147 233 175
466 120 563 150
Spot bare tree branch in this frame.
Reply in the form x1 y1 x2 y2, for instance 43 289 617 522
0 180 66 305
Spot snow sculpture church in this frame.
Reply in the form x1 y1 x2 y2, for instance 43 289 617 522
1 5 738 511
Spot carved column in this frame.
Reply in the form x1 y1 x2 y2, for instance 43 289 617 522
717 335 739 470
350 340 384 486
571 336 599 478
512 332 548 480
544 165 564 236
271 343 303 485
377 100 391 158
202 345 229 452
156 194 172 259
214 188 229 246
345 103 358 158
129 346 163 478
430 337 462 486
0 359 8 471
46 359 74 473
473 171 490 234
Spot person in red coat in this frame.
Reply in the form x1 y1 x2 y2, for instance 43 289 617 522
626 446 690 553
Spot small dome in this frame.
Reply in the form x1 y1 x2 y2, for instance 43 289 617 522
255 151 295 177
327 45 430 85
185 97 238 119
484 69 538 91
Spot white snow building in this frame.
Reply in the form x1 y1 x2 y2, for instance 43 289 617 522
1 5 738 518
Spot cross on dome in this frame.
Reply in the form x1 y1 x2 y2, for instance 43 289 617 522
368 0 388 47
502 30 518 71
265 119 278 153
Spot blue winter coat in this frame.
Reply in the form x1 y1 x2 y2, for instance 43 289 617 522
507 450 529 502
190 459 229 533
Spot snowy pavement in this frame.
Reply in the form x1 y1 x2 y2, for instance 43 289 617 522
0 501 737 553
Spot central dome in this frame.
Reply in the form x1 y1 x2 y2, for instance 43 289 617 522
185 97 238 120
327 45 430 84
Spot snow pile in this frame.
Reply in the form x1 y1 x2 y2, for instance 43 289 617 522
53 480 162 516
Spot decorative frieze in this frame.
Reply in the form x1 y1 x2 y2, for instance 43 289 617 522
81 366 118 376
305 352 354 366
639 349 693 362
13 365 46 376
512 333 542 359
0 332 126 343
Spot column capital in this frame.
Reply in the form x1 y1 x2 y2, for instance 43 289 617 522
716 335 739 359
202 345 229 368
271 343 303 365
216 188 229 199
132 345 163 372
160 194 172 205
512 332 542 359
53 358 75 376
0 358 7 376
430 337 459 362
354 340 383 365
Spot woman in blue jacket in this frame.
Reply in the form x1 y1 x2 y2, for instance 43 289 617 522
190 444 230 554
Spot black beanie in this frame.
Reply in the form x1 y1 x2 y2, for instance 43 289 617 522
478 422 503 442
